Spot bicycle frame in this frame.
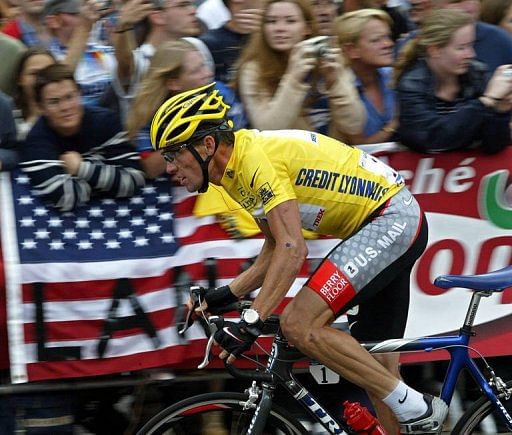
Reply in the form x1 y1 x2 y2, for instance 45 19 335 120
242 289 512 434
362 290 512 431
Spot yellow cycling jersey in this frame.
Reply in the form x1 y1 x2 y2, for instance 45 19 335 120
221 129 405 239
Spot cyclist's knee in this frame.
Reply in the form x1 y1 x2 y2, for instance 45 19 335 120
280 303 309 346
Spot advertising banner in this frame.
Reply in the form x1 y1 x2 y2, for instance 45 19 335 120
1 145 511 383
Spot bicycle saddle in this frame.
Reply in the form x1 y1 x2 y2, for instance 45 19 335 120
434 265 512 291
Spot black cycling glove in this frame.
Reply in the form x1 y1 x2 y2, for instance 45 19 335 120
213 318 263 357
204 285 238 311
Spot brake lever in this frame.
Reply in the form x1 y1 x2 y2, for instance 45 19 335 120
197 316 220 369
178 285 205 336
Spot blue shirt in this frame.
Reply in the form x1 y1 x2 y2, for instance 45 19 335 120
355 67 396 137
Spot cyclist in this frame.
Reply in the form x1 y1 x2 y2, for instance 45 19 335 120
150 82 448 434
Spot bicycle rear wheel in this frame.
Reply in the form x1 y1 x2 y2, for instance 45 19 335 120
452 380 512 434
136 391 309 435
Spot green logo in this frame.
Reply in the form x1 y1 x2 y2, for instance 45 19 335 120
479 170 512 229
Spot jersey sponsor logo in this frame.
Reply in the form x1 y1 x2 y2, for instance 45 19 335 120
344 261 358 278
313 208 325 229
250 167 259 188
308 260 356 313
226 169 235 179
298 204 326 231
345 246 381 277
237 186 257 210
319 269 351 303
377 221 407 249
257 183 275 205
295 168 389 202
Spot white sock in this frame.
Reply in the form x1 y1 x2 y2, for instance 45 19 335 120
382 381 428 422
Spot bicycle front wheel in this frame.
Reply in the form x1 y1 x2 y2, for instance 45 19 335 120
136 391 309 435
452 380 512 434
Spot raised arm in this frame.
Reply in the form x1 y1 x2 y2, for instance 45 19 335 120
112 0 153 85
64 0 103 72
320 51 366 138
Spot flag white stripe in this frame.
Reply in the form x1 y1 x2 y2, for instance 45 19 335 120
22 324 208 363
20 239 339 283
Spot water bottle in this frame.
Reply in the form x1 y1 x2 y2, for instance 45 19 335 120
343 400 387 434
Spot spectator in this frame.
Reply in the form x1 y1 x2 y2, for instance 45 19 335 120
398 0 512 72
394 9 512 153
336 9 398 144
393 0 436 54
439 0 512 72
0 33 25 97
480 0 512 33
2 0 51 47
310 0 339 36
200 0 263 82
44 0 118 105
407 0 435 29
108 0 202 121
13 47 56 139
235 0 365 141
0 0 19 27
127 39 246 178
0 91 20 171
19 63 145 211
341 0 410 41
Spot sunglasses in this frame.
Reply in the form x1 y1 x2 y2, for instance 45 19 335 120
161 143 189 163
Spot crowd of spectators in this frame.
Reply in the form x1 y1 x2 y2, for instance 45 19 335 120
1 0 511 198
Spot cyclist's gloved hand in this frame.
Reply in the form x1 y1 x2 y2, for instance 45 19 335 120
212 317 263 360
203 285 238 313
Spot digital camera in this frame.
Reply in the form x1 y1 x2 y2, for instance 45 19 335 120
304 35 331 58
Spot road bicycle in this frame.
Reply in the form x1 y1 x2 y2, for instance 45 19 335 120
136 266 512 434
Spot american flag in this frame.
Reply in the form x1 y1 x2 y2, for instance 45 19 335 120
0 170 337 383
1 171 183 383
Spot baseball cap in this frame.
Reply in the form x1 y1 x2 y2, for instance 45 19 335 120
43 0 80 17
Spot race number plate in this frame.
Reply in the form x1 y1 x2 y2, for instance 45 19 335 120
309 361 340 384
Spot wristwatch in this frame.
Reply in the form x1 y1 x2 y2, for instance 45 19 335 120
242 308 261 325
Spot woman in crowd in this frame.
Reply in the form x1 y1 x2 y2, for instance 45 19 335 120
235 0 365 141
127 38 247 178
13 47 57 140
335 8 398 144
395 9 512 153
480 0 512 34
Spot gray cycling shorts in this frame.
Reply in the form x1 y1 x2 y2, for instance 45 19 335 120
307 188 428 340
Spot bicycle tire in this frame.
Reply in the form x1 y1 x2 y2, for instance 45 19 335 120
452 380 512 434
136 391 309 435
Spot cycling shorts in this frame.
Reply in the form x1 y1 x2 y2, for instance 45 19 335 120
306 188 428 341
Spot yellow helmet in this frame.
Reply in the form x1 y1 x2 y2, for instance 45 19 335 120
150 82 232 152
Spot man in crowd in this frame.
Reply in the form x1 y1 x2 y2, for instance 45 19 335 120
200 0 262 82
2 0 51 46
19 63 145 211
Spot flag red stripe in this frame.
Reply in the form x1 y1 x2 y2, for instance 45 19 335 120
21 273 176 303
23 307 179 342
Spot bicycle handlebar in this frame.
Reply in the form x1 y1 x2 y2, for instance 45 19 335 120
176 285 279 379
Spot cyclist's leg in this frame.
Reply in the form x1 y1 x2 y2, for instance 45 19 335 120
369 353 401 433
281 189 445 432
281 288 399 396
348 264 413 433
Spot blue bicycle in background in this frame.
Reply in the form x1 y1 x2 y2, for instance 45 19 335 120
137 266 512 434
